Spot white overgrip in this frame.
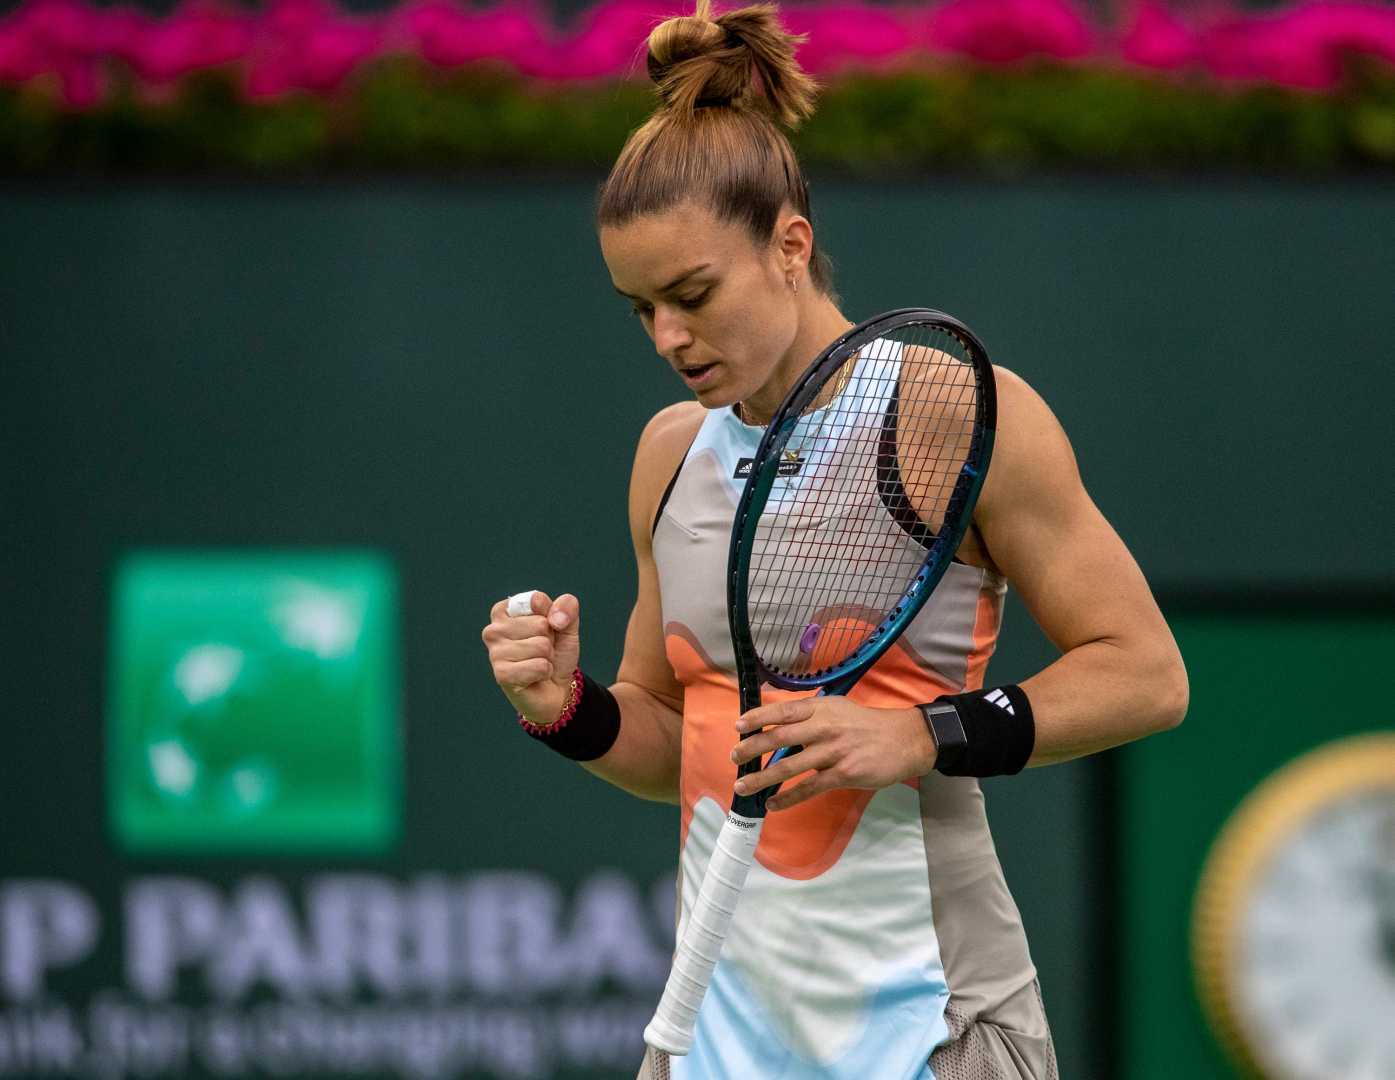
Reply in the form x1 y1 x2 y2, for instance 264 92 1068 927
643 811 764 1056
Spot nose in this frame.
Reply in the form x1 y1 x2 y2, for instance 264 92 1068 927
652 305 693 362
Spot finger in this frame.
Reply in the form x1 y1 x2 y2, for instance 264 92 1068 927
548 593 579 633
766 770 839 812
492 591 553 621
730 721 814 767
493 657 553 688
483 614 551 641
732 745 832 797
736 697 819 734
487 636 554 663
505 590 537 617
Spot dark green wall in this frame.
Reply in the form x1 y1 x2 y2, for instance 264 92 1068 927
2 177 1390 1079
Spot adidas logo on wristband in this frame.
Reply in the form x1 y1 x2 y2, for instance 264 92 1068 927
985 688 1015 715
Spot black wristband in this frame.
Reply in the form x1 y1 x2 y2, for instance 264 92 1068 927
520 673 622 762
922 685 1035 777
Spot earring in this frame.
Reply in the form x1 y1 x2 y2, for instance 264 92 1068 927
788 276 798 294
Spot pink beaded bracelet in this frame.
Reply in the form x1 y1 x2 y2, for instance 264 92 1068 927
517 667 584 736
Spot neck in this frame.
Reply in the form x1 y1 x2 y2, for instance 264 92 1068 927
738 296 853 426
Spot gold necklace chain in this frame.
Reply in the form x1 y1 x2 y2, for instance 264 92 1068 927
738 355 855 427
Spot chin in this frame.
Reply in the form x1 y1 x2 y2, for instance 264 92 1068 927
692 382 739 409
696 389 737 409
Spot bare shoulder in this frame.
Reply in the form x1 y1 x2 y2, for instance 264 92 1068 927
634 400 704 486
639 400 705 454
979 365 1083 520
993 366 1065 435
628 401 705 533
901 343 976 394
902 343 977 386
898 343 981 431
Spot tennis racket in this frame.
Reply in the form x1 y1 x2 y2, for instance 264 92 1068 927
642 308 997 1056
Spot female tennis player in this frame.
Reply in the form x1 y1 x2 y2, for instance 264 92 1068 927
480 3 1188 1076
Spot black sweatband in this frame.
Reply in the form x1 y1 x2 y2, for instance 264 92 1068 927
924 685 1035 777
520 673 621 762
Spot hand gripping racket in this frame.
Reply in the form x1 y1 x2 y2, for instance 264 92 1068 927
642 308 997 1056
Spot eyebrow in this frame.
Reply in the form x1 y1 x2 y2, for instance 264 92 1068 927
613 263 711 300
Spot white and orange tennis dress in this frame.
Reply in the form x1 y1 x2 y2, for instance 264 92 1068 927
642 349 1059 1079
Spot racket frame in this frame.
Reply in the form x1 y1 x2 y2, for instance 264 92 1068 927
726 308 996 817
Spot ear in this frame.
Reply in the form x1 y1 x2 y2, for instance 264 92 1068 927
772 210 814 280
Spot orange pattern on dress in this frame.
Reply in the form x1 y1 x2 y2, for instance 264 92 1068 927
666 629 962 883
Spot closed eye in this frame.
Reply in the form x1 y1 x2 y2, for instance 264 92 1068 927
626 285 710 318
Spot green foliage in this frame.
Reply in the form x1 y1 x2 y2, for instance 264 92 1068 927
4 57 1395 174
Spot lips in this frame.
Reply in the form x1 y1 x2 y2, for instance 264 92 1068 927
679 362 719 386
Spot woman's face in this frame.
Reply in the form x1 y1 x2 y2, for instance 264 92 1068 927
600 201 800 412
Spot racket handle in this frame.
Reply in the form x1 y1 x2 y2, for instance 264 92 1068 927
643 811 764 1055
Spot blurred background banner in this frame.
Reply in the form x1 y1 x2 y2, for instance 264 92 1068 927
107 549 401 853
2 0 1394 1078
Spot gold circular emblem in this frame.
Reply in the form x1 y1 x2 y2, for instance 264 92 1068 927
1193 733 1395 1079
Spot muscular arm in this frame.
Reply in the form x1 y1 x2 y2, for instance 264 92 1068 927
730 366 1189 809
976 368 1189 766
578 402 703 802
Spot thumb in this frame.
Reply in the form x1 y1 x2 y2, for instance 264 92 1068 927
548 594 581 671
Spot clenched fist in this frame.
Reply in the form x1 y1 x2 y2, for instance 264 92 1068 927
481 590 581 726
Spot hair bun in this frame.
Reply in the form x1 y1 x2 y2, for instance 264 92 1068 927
645 2 817 127
646 13 726 76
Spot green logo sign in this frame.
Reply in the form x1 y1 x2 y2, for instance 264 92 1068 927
107 551 401 854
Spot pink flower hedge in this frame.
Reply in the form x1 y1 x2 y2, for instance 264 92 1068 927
1123 0 1395 88
3 0 1395 110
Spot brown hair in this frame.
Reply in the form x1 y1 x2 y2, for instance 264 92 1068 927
596 1 834 295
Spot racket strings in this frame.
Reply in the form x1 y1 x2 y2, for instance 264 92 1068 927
747 324 982 676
